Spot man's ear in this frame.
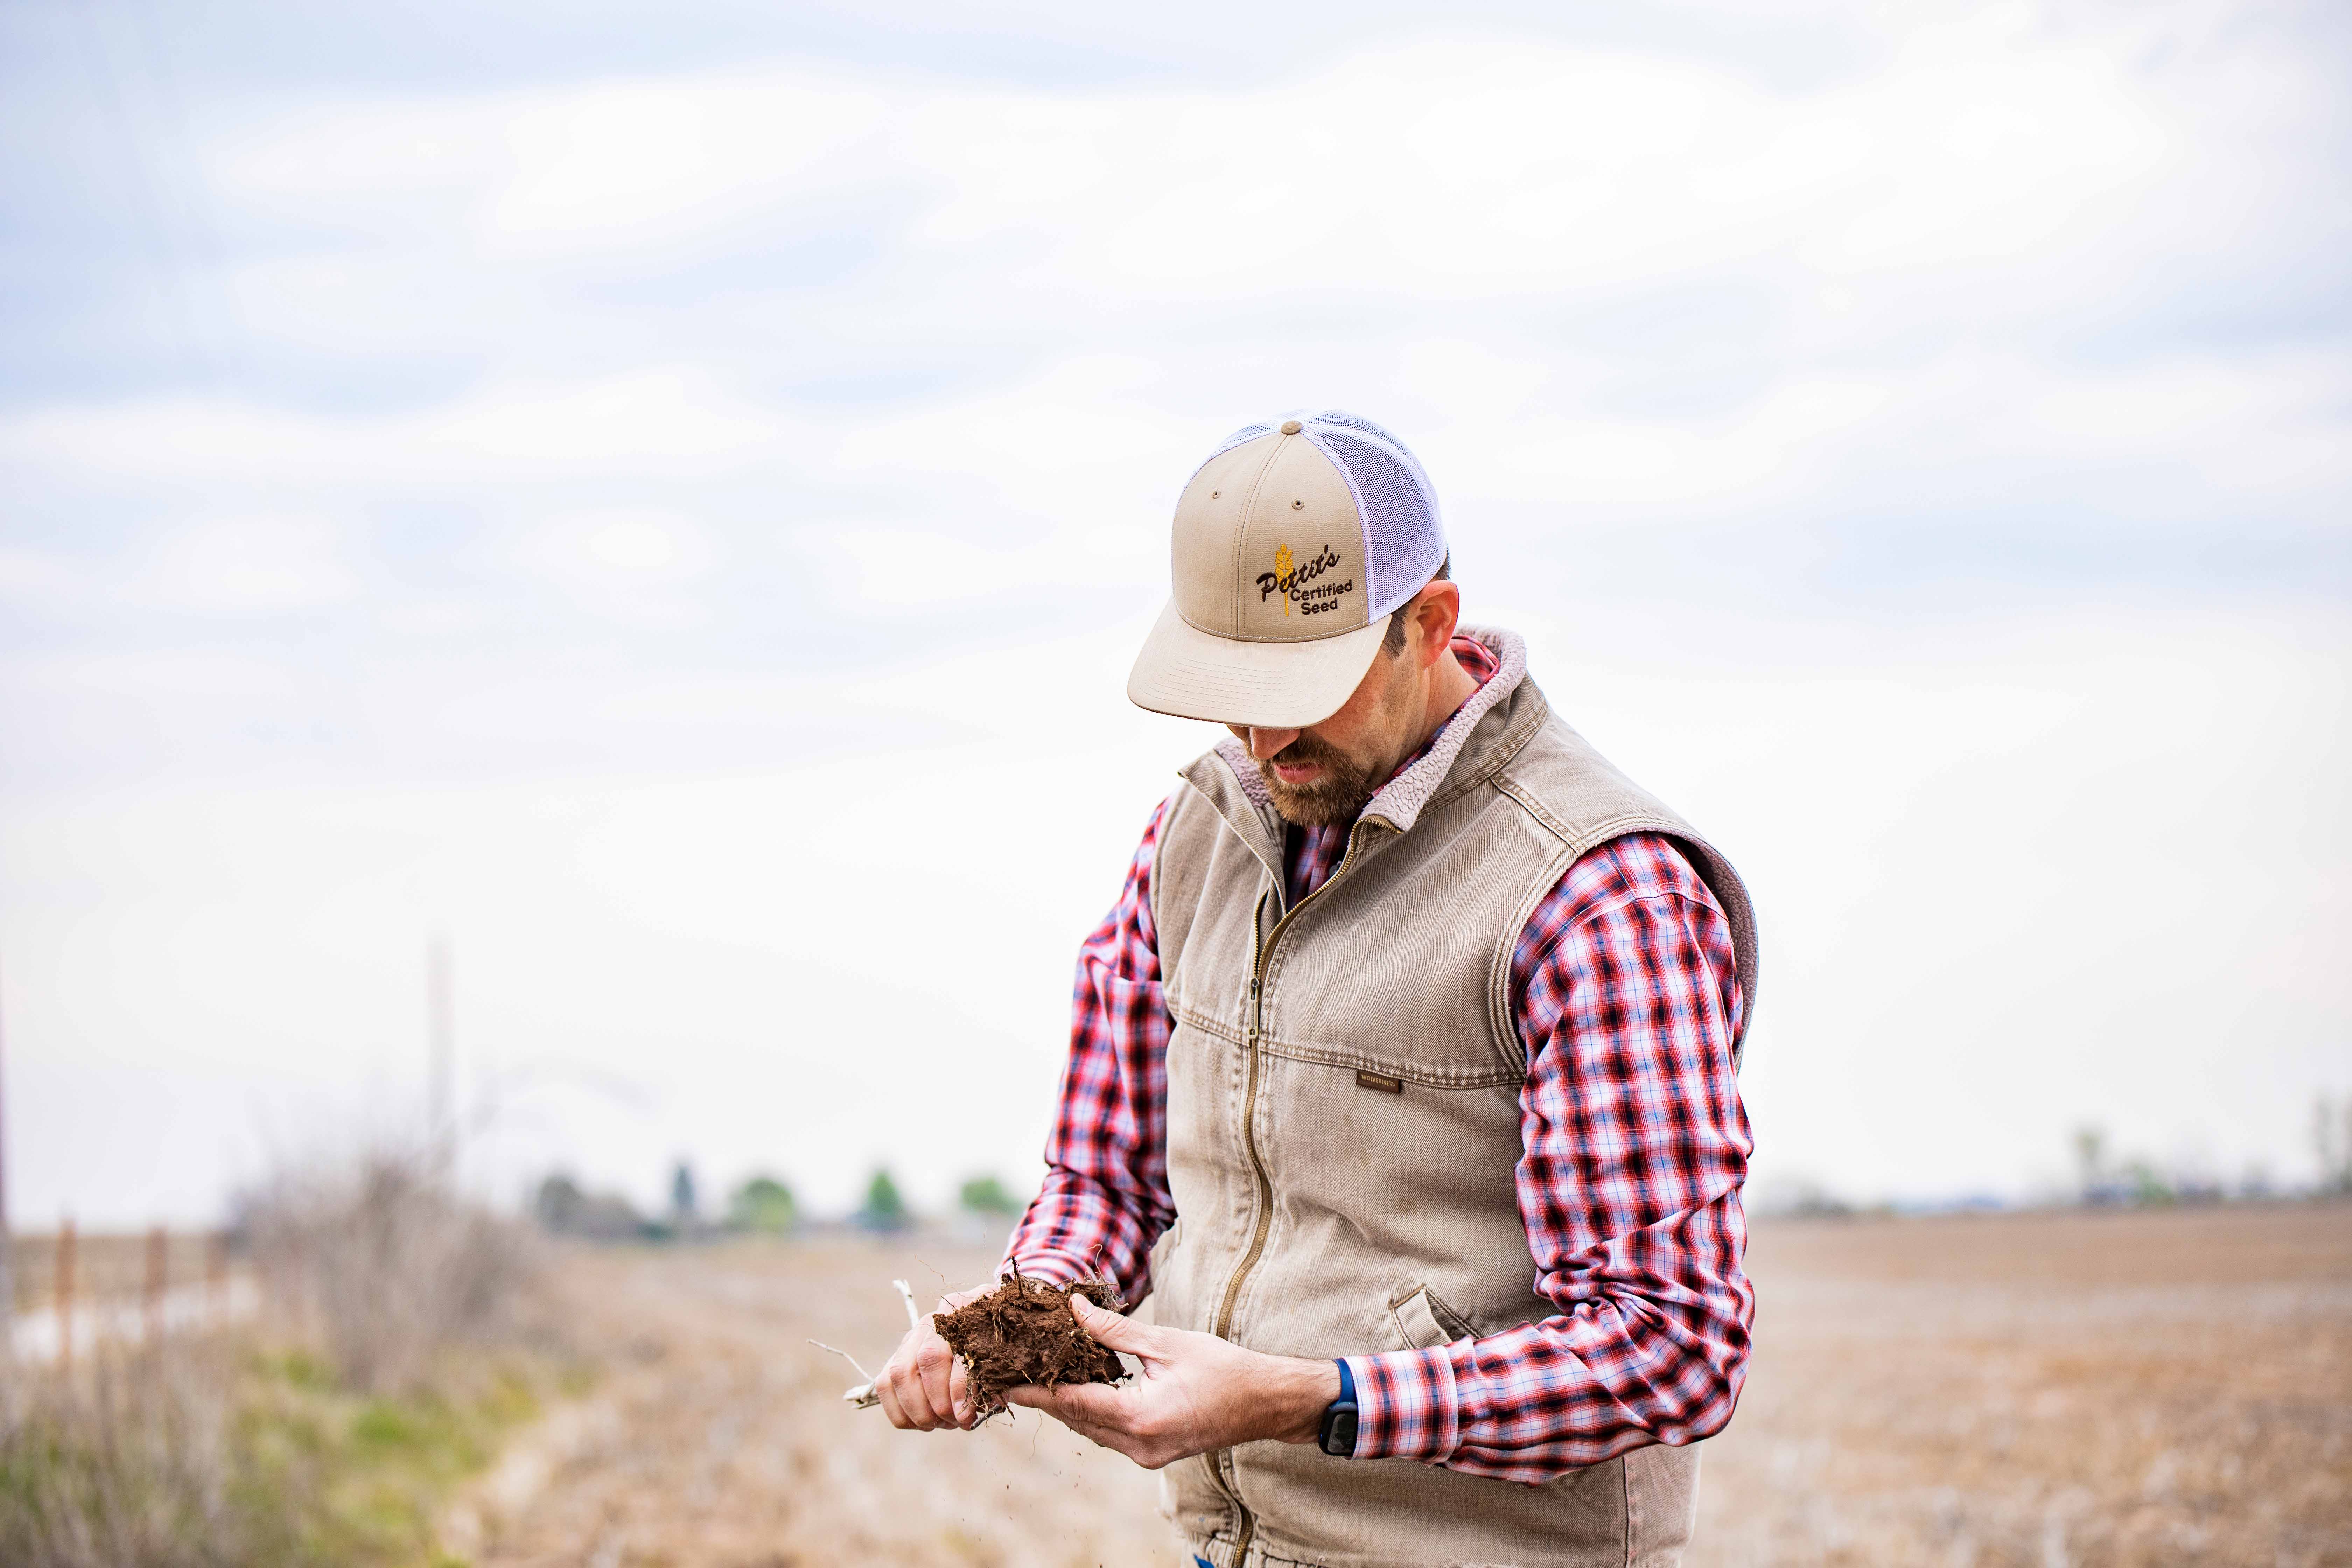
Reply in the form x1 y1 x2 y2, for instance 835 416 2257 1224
1414 581 1462 668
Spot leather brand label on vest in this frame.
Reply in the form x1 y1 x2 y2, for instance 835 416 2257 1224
1354 1068 1404 1094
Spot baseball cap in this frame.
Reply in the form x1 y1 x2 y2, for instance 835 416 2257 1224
1127 410 1449 728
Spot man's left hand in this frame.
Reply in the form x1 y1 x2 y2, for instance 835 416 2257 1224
1004 1294 1343 1469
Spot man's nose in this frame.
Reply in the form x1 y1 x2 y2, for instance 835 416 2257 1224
1247 726 1301 761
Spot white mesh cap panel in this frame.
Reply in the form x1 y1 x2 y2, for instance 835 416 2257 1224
1297 412 1445 617
1303 410 1401 442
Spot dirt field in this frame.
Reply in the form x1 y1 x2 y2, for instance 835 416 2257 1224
446 1239 1171 1568
453 1203 2352 1567
1696 1203 2351 1566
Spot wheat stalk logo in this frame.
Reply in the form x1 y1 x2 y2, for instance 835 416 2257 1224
1274 544 1293 615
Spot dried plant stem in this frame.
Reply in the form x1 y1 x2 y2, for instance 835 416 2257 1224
814 1279 931 1408
830 1275 1124 1419
809 1340 882 1407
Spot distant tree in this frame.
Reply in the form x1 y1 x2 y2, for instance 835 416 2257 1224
858 1167 911 1232
532 1171 650 1240
671 1161 699 1224
1774 1176 1851 1219
958 1175 1022 1217
2122 1158 2175 1207
2070 1125 2107 1203
535 1172 587 1231
2318 1095 2352 1194
729 1175 798 1233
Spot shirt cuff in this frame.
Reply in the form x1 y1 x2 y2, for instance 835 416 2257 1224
997 1248 1095 1288
1342 1348 1461 1463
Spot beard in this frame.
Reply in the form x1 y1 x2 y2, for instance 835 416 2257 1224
1257 730 1382 827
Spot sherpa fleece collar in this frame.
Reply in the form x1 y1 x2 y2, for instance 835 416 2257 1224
1210 625 1530 838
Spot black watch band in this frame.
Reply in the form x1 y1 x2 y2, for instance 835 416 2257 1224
1318 1358 1358 1457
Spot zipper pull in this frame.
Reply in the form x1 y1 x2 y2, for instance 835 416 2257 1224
1246 976 1260 1040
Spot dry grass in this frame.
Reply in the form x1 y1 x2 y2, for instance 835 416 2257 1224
243 1155 549 1395
0 1152 563 1568
0 1337 261 1568
449 1239 1174 1568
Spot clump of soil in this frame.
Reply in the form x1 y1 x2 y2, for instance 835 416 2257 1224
934 1274 1129 1417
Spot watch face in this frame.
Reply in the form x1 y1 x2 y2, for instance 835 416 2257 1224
1322 1407 1358 1457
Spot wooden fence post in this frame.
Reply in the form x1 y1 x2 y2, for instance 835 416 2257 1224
0 961 12 1353
145 1225 168 1345
56 1219 76 1373
207 1231 229 1327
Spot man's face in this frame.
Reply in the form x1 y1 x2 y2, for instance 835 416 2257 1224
1228 640 1424 827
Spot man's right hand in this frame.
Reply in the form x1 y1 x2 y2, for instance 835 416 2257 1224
876 1284 988 1430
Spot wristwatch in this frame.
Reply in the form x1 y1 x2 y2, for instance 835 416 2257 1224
1317 1358 1358 1457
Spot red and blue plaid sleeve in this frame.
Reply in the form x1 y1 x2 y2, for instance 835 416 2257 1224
1343 833 1754 1480
1002 799 1177 1304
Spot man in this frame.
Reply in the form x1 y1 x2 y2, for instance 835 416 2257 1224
879 411 1759 1568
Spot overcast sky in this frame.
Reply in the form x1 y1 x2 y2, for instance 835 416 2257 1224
3 0 2347 1228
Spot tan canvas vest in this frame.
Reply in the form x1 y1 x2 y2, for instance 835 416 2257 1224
1147 628 1758 1568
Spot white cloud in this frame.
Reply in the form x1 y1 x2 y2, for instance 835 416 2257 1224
425 369 783 465
512 509 721 625
492 73 892 249
190 13 2192 307
891 23 2171 298
1435 376 1896 513
6 7 2329 545
581 516 689 573
33 648 306 702
0 546 91 601
131 515 359 614
0 370 796 483
799 526 1035 608
6 9 2312 545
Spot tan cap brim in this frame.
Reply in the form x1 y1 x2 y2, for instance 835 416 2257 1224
1126 598 1390 728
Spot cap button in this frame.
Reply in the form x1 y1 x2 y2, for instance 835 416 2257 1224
1279 419 1302 435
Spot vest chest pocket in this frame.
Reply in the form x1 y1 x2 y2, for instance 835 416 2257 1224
1388 1284 1476 1351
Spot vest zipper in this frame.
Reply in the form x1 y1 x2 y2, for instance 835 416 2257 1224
1208 825 1377 1568
1212 964 1273 1342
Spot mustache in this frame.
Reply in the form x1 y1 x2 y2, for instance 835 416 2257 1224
1255 730 1375 826
1266 733 1346 770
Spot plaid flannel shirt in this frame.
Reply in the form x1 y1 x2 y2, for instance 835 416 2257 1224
1006 639 1753 1481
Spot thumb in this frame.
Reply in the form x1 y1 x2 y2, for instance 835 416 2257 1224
1069 1293 1153 1355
